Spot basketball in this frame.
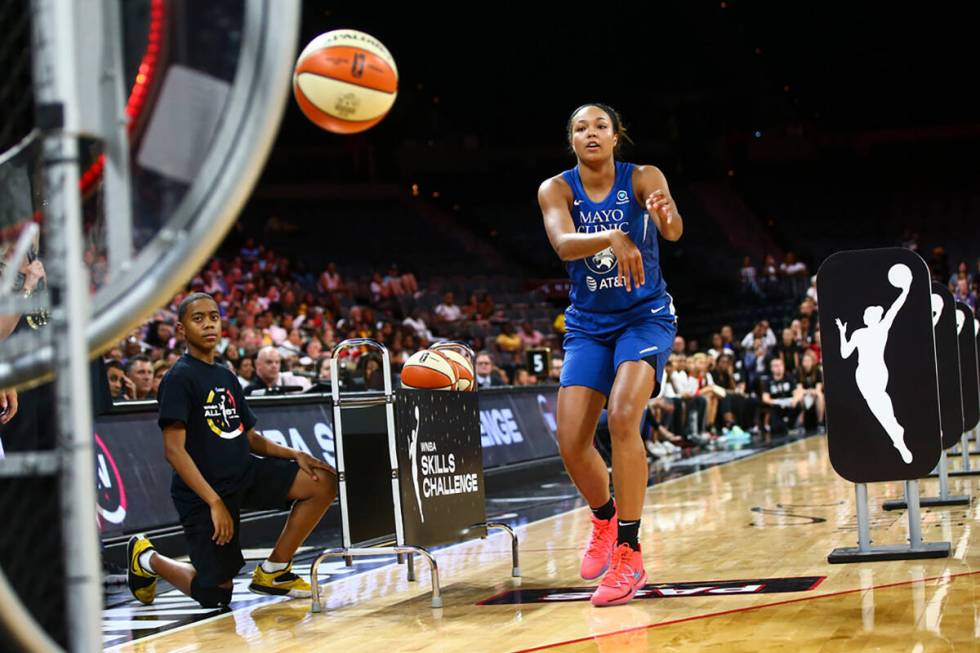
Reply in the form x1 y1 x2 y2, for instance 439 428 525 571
292 29 398 134
400 349 457 390
887 263 912 289
432 347 475 391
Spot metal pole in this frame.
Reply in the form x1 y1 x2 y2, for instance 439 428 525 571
905 480 923 549
961 432 972 471
937 449 950 500
855 483 871 552
31 0 102 649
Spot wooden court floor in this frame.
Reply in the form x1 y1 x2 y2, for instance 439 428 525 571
110 436 980 652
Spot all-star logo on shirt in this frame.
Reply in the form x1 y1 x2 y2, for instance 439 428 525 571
203 387 245 439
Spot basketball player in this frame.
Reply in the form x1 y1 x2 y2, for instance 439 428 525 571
127 292 337 608
538 104 682 606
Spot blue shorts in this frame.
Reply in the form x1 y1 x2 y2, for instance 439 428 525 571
560 302 677 399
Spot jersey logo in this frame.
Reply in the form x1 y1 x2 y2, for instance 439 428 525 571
204 388 245 439
639 345 659 354
586 276 598 292
573 199 583 206
584 247 617 276
616 190 630 205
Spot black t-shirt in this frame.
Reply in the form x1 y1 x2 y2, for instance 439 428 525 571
774 343 801 375
762 374 796 402
799 367 823 390
158 354 257 512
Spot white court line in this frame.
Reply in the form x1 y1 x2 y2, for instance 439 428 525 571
104 436 816 652
101 620 177 631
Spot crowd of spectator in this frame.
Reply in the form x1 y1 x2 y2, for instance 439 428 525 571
100 237 980 464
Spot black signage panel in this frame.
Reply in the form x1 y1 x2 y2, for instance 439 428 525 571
817 248 941 482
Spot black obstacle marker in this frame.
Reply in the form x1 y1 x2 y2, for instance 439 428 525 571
941 303 980 477
817 248 949 562
883 283 969 509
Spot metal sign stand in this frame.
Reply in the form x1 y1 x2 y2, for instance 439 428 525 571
311 339 520 613
929 428 980 477
883 449 969 510
829 481 950 563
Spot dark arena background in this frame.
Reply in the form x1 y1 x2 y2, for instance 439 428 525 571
1 1 979 651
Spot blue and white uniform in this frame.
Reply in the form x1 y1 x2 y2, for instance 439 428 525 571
558 161 677 397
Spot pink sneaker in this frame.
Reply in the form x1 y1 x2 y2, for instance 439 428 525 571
580 511 618 580
591 543 647 607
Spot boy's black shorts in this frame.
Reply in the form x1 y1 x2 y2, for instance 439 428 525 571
178 457 299 587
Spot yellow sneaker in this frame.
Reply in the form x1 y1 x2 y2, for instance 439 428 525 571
249 561 311 598
127 534 158 605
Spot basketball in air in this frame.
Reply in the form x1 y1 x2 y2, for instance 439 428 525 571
887 263 912 289
432 347 475 391
401 350 457 391
292 29 398 134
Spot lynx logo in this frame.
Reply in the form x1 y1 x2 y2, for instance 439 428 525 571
477 576 825 605
94 433 127 525
585 247 617 275
616 189 630 204
586 276 598 292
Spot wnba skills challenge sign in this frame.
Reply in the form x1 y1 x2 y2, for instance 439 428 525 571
396 390 488 547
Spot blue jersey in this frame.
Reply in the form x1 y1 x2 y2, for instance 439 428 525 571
561 161 671 332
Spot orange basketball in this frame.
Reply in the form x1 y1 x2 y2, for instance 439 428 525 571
432 347 475 392
401 350 457 391
293 29 398 134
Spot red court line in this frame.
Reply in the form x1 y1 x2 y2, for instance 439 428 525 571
511 569 980 653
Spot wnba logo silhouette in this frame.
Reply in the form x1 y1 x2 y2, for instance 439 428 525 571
408 405 424 522
834 264 913 463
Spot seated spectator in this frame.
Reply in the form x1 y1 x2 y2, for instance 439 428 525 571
359 354 384 390
761 255 780 296
236 355 256 389
948 261 974 291
105 359 135 401
720 324 740 358
477 293 495 320
461 293 481 321
671 335 686 355
152 361 170 397
692 353 724 432
739 256 763 298
797 350 825 431
707 333 725 360
518 320 544 349
713 352 757 432
434 292 463 323
475 351 506 388
126 354 155 400
549 355 563 383
513 367 532 386
495 321 523 366
743 338 771 394
319 262 345 294
245 346 311 395
953 277 977 311
780 252 808 297
774 327 801 376
370 272 390 304
383 265 406 297
761 357 802 442
403 308 434 342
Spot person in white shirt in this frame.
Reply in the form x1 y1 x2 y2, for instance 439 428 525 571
245 346 310 395
434 292 463 323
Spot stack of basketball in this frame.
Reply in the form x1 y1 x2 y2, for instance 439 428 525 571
400 346 475 391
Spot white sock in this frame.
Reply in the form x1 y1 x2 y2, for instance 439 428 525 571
138 550 156 574
261 559 288 573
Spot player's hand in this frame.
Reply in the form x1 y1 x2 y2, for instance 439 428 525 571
835 318 846 332
122 375 137 401
645 189 674 226
0 388 18 424
609 229 644 292
209 499 234 545
295 452 336 482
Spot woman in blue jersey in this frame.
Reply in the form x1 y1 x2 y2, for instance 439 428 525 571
538 103 682 607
